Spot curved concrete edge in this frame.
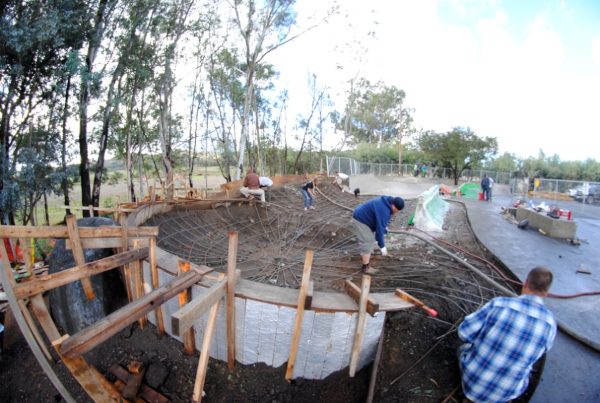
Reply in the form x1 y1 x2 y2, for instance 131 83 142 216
127 191 413 380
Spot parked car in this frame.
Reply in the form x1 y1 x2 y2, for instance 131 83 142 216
573 185 600 204
567 186 584 197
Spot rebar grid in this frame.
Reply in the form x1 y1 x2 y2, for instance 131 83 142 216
145 181 517 312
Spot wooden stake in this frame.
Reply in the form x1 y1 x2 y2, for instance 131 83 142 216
395 288 438 317
19 237 33 277
192 301 220 403
150 237 165 335
18 299 53 361
178 260 196 355
349 274 371 377
132 240 146 329
65 215 96 300
344 279 379 316
226 230 238 370
285 249 313 381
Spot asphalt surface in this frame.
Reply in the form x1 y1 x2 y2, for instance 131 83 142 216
350 174 600 403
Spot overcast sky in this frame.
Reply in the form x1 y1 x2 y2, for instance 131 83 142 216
267 0 600 161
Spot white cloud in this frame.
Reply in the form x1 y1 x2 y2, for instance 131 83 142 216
269 0 600 160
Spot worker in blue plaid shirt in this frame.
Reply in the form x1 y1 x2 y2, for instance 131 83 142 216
458 267 557 402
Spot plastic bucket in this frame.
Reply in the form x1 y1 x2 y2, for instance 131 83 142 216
478 192 484 201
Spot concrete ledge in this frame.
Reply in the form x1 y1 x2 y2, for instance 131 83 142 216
516 207 577 238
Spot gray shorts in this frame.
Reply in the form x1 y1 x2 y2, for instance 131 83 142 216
351 218 376 255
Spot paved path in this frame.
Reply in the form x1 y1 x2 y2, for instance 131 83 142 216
350 174 600 402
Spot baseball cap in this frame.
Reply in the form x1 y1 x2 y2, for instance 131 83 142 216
392 197 404 210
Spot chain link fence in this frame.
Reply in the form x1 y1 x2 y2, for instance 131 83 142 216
325 156 511 184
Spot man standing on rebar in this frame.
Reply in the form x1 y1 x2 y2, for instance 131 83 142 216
240 168 265 202
458 267 557 403
351 196 404 274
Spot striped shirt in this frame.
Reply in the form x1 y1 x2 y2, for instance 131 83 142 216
458 295 556 403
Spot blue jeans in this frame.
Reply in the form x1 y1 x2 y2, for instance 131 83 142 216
301 189 313 208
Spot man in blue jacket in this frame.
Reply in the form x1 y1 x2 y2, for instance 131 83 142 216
352 196 404 274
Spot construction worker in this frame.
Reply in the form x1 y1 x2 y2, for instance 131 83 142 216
458 267 557 402
240 168 266 202
351 196 404 274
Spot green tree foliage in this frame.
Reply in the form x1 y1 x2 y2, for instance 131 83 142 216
336 79 408 146
419 127 498 185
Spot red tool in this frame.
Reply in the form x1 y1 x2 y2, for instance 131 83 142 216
395 289 438 317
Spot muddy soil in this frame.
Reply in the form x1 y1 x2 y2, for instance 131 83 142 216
0 195 540 402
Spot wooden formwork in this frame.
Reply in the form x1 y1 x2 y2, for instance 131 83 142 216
0 216 237 402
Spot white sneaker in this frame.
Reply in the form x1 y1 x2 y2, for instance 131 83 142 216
304 207 308 211
309 206 315 210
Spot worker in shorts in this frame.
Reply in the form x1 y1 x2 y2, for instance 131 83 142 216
351 196 404 274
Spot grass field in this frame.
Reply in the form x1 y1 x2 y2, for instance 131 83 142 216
38 167 228 225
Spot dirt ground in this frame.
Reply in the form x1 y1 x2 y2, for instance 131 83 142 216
0 185 542 402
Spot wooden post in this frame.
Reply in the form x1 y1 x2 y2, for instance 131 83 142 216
18 299 53 361
192 301 220 403
65 215 96 300
226 230 238 370
178 260 196 355
119 213 133 303
132 240 146 329
349 274 371 377
150 237 165 335
285 249 313 381
18 237 33 277
344 279 379 316
88 205 94 217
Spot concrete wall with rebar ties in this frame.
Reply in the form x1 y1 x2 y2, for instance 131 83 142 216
131 202 389 379
413 185 450 231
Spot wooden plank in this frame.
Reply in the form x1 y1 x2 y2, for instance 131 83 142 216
285 249 314 381
192 301 220 403
0 225 158 238
53 335 121 401
150 237 165 335
65 215 96 300
366 323 386 403
172 278 227 337
349 274 371 377
0 243 76 402
19 237 33 277
29 294 61 341
58 205 137 213
18 299 53 361
60 267 207 359
178 260 196 355
109 364 169 403
132 240 147 329
66 237 150 250
122 366 146 400
344 279 379 316
226 230 238 371
13 248 149 299
0 236 16 287
395 288 438 317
